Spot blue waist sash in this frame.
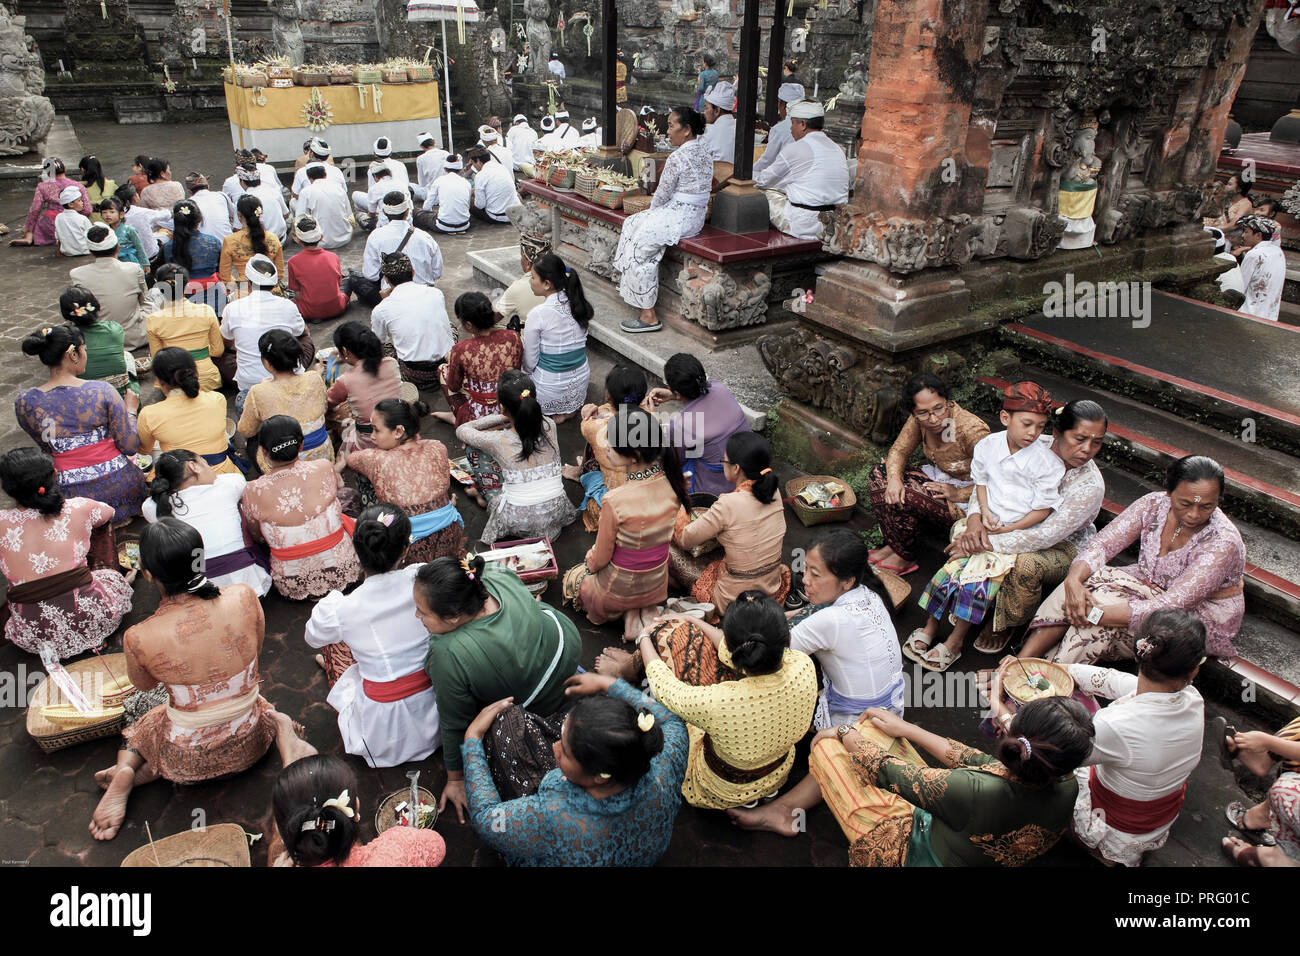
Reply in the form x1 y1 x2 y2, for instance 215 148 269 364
686 457 724 493
578 470 606 509
536 347 587 373
301 424 329 452
201 445 251 476
825 675 905 718
408 502 465 542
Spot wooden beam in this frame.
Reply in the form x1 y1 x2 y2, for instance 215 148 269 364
734 0 761 178
765 0 786 125
603 0 617 146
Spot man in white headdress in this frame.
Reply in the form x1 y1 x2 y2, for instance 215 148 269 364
467 146 521 224
540 109 583 151
219 253 308 408
290 137 347 204
580 117 603 148
754 99 849 241
72 224 163 348
296 164 354 249
411 131 450 205
507 114 539 171
368 137 410 190
702 80 738 162
478 126 514 168
536 114 557 153
419 154 473 234
752 82 806 179
548 51 566 81
347 190 443 307
1237 214 1286 321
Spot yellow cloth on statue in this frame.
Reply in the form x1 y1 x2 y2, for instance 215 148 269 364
1057 185 1098 220
224 82 441 129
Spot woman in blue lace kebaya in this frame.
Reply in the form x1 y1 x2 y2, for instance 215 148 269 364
461 671 688 866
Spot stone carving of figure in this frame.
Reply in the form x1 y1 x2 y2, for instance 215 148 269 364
1058 113 1102 249
838 59 868 99
269 0 306 65
525 0 551 78
0 3 55 157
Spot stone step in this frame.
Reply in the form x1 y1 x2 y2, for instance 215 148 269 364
979 367 1300 539
1002 289 1300 457
468 245 779 430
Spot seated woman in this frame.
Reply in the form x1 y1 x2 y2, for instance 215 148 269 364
867 372 989 575
237 329 331 474
0 448 133 658
146 264 224 392
89 517 308 841
416 554 582 821
646 354 750 496
136 348 242 475
143 450 271 597
563 406 690 640
1021 455 1245 664
1221 718 1300 868
272 754 446 867
239 415 361 600
137 158 184 211
79 155 117 221
1015 609 1204 868
565 364 647 532
732 697 1094 866
341 398 464 566
61 284 138 398
162 200 227 316
16 324 145 523
303 506 441 768
219 194 285 293
435 291 524 429
1204 173 1254 232
325 321 402 461
9 157 90 247
613 106 713 333
455 370 577 544
639 592 817 810
520 252 592 422
462 671 688 867
672 431 790 616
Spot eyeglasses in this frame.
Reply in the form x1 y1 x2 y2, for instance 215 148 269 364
721 459 734 465
912 403 951 421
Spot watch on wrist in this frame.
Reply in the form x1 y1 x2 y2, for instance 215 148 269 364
836 724 853 742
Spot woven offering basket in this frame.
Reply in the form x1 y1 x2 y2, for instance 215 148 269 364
1001 657 1074 704
353 67 382 84
548 166 577 190
293 68 329 86
27 653 131 753
121 823 251 867
235 70 268 88
376 786 438 834
784 475 857 527
382 67 409 83
593 185 628 210
622 194 652 215
574 168 600 201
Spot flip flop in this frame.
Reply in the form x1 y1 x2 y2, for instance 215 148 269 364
875 561 919 576
1225 801 1276 846
1208 716 1234 771
973 625 1012 655
901 629 931 663
918 644 962 673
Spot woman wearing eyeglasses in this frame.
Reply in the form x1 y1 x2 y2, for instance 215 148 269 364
866 373 989 575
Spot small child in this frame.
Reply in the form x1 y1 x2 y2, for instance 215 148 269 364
53 186 91 257
116 183 165 271
906 381 1065 672
98 197 150 274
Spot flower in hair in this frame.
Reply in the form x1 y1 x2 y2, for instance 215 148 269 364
459 552 478 580
41 327 52 337
322 789 355 818
637 712 655 733
379 511 395 527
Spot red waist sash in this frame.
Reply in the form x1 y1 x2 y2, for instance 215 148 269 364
269 513 355 562
1088 767 1186 834
52 438 120 471
363 669 433 703
612 541 670 572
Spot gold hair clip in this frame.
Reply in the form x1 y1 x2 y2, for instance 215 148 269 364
519 388 531 398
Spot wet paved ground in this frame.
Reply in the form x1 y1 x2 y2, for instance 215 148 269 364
0 119 1279 867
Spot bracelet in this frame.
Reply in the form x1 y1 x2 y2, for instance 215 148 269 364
836 724 854 742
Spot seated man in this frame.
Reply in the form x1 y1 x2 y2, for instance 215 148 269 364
354 163 413 230
1237 214 1285 322
290 137 348 205
495 232 549 331
467 147 520 225
417 154 473 234
701 81 737 162
71 224 164 348
755 99 849 241
751 82 805 180
296 164 353 249
369 251 454 391
347 191 443 307
413 131 450 204
507 114 539 173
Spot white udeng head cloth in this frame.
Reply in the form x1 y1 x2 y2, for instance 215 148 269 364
417 131 436 148
381 191 412 215
788 99 825 120
513 114 527 124
444 154 464 171
582 118 597 132
245 253 279 286
373 137 392 157
540 115 556 132
309 137 331 157
777 82 806 103
58 185 82 205
295 215 323 244
87 225 118 252
704 81 736 110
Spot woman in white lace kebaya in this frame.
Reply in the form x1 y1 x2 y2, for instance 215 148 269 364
614 107 714 333
521 253 592 420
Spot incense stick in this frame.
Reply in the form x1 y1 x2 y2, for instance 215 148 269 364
145 821 162 867
91 648 124 692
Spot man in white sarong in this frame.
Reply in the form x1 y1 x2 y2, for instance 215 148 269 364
755 99 849 241
701 81 737 163
1237 214 1285 321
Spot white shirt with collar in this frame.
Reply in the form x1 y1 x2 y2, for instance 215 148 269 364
297 179 354 249
256 162 280 190
422 172 472 229
752 117 793 179
486 142 513 169
190 188 236 242
219 289 306 391
472 161 520 222
124 205 167 258
539 123 582 152
702 112 736 162
967 430 1066 526
755 130 850 239
416 148 451 191
507 125 538 168
370 282 454 363
221 173 243 209
291 161 347 199
367 157 409 190
362 218 443 284
245 181 289 242
548 59 566 80
370 180 415 229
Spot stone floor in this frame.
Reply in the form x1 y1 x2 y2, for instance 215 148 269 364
0 119 1278 868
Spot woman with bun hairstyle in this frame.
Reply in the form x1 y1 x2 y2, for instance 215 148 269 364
272 754 446 867
60 284 138 398
631 592 815 810
1022 454 1246 662
731 692 1094 866
303 506 442 767
415 553 582 821
562 406 689 639
646 353 750 496
239 415 361 600
135 348 241 474
521 252 591 420
145 264 225 389
89 517 306 842
0 447 133 658
567 363 648 532
324 320 401 459
237 328 330 473
672 430 790 615
455 369 577 544
15 323 146 522
142 449 271 596
219 193 284 290
460 670 688 866
341 398 464 566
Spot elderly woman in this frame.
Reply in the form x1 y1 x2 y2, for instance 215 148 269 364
647 353 750 496
947 399 1109 655
9 158 91 247
613 106 714 333
1020 455 1245 663
867 372 990 575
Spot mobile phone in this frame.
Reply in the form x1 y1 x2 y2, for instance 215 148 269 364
1086 604 1104 625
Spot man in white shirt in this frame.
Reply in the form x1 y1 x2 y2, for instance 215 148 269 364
413 131 449 204
548 52 566 81
539 110 582 151
249 148 281 197
73 225 163 349
368 136 410 190
184 172 236 243
755 100 850 241
702 81 738 162
507 114 539 171
370 252 454 374
290 138 348 202
479 127 514 169
346 191 443 307
1237 214 1285 321
356 163 414 230
122 192 167 263
419 154 473 234
297 164 354 249
238 163 289 243
222 149 255 207
752 82 805 180
467 147 520 224
580 117 602 148
219 253 308 408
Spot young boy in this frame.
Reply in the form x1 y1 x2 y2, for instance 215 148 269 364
286 215 349 321
905 380 1065 672
54 186 91 257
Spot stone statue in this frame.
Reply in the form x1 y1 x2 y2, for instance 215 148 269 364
838 59 868 99
524 0 551 78
270 0 306 65
1058 113 1102 249
0 3 54 157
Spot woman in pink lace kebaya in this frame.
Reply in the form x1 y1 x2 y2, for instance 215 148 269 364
1020 455 1246 663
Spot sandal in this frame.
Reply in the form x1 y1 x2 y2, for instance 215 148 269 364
1225 801 1277 846
919 643 962 673
1209 716 1234 771
875 560 919 576
901 629 931 663
973 624 1012 655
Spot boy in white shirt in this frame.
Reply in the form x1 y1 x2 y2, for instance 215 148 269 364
905 380 1065 672
54 185 92 257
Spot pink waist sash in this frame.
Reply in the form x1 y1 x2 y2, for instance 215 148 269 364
611 542 670 572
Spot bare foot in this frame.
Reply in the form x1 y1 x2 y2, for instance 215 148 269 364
727 802 800 836
1222 836 1260 867
869 546 896 564
271 710 317 767
89 766 135 841
93 765 117 791
562 463 583 482
431 410 456 425
594 646 639 682
1225 736 1276 777
314 653 327 672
